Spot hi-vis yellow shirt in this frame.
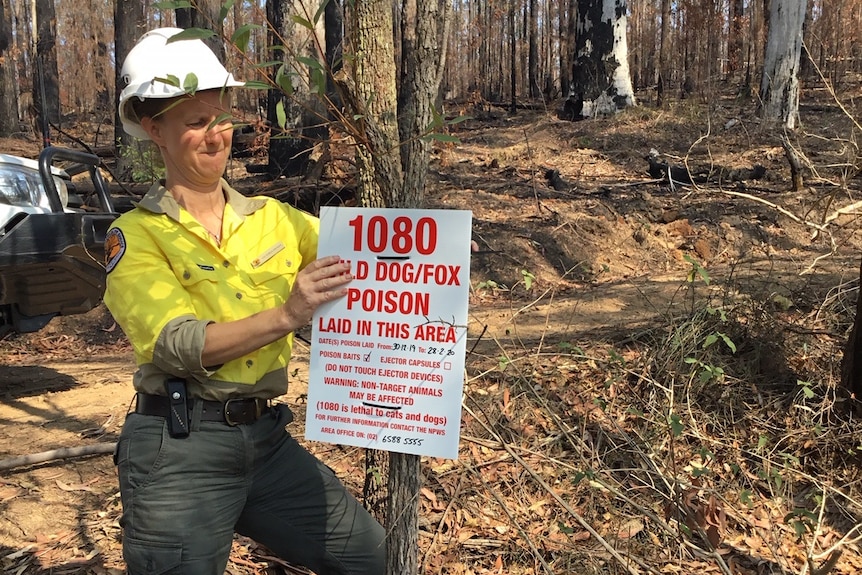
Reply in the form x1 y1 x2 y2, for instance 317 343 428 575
104 180 319 402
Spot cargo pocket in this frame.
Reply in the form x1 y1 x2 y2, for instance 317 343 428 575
123 536 182 575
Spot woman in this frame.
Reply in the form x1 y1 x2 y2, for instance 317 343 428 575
105 28 385 575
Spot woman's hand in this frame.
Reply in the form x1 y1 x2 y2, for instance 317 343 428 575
282 255 353 331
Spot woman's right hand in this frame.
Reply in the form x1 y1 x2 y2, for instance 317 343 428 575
281 255 353 331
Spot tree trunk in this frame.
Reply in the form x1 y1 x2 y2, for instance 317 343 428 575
841 258 862 401
341 1 448 572
345 0 401 208
657 0 671 106
324 0 343 109
728 0 745 79
528 0 537 98
570 0 636 118
759 0 805 129
33 0 60 145
0 0 18 135
175 0 224 59
386 452 420 574
113 0 144 178
267 0 327 179
508 0 515 113
397 0 442 209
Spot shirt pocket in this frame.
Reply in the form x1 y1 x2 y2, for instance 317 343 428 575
171 258 221 286
246 251 300 307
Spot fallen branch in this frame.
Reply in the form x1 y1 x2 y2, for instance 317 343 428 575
0 443 116 472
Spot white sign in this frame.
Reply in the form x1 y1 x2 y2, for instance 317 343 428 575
305 207 472 459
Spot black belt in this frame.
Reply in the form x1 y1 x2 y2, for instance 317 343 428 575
135 393 271 426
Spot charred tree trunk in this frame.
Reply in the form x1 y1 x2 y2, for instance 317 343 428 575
841 258 862 401
569 0 636 118
528 0 538 98
508 0 516 114
113 0 144 178
267 0 327 179
0 0 18 135
728 0 745 80
657 0 671 107
175 0 224 59
33 0 61 146
324 0 343 110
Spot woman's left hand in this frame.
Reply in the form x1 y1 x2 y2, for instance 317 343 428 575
281 255 352 330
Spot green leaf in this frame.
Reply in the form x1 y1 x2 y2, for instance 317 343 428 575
668 413 683 437
422 133 461 143
276 100 287 129
218 0 234 22
183 72 199 94
208 112 233 131
152 0 191 9
313 0 330 23
232 24 260 53
242 80 273 90
165 28 215 43
683 254 710 285
739 489 753 506
291 15 315 29
155 74 181 88
521 269 536 290
447 115 472 125
275 65 294 96
296 55 326 71
703 333 718 348
310 68 326 95
772 293 793 310
719 334 737 353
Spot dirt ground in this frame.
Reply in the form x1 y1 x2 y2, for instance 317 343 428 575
2 89 862 574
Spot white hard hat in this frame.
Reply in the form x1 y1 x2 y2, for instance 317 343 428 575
118 27 244 140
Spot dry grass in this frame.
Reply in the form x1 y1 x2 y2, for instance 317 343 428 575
408 264 862 575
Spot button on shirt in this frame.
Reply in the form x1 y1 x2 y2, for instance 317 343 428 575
104 180 319 402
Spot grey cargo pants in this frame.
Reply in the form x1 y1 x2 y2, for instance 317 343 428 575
114 403 385 575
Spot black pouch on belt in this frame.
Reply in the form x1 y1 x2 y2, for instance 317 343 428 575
164 377 190 438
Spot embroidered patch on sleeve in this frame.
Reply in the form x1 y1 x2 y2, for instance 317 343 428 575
104 228 126 273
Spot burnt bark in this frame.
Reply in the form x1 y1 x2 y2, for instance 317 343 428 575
266 0 327 179
841 258 862 400
569 0 635 118
113 0 144 177
33 0 61 144
0 0 17 135
759 0 805 129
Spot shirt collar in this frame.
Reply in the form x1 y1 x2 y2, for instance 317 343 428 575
136 179 268 221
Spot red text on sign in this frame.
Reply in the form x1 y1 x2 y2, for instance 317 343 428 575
349 215 437 255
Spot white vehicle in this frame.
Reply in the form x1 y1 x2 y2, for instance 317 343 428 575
0 147 118 338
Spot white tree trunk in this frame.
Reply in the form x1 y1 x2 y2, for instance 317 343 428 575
760 0 806 130
568 0 635 119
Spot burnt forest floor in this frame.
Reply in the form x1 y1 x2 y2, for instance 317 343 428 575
2 84 862 574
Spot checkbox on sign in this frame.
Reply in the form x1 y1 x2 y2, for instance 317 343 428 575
444 361 452 370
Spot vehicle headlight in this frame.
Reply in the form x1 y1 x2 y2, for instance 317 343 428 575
0 163 68 211
52 175 70 210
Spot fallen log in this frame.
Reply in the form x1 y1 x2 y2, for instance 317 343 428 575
0 443 117 472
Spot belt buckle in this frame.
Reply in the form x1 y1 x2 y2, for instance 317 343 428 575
223 398 261 426
223 398 246 426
